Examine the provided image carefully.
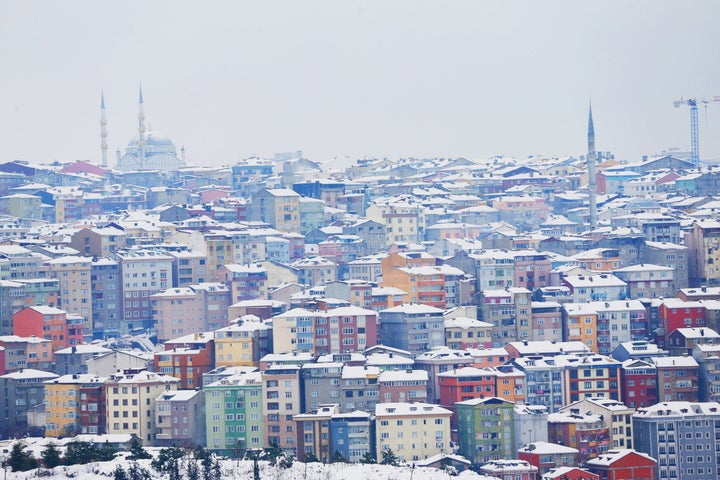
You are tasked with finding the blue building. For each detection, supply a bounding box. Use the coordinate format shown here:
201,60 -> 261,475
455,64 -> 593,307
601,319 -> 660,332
330,410 -> 374,463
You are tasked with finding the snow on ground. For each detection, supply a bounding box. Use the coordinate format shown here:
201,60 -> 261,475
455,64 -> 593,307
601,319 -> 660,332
4,455 -> 499,480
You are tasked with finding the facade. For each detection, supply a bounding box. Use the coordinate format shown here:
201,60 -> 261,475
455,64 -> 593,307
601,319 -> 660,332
214,321 -> 272,368
262,365 -> 302,455
456,396 -> 515,464
45,374 -> 106,437
378,304 -> 445,355
46,256 -> 93,339
154,389 -> 206,447
651,356 -> 699,402
0,368 -> 58,437
294,403 -> 338,462
116,249 -> 174,334
478,287 -> 533,347
91,258 -> 122,339
444,316 -> 493,349
330,410 -> 374,463
620,359 -> 658,409
250,188 -> 302,233
203,371 -> 264,455
518,441 -> 578,476
104,369 -> 180,443
633,401 -> 720,480
585,449 -> 657,480
374,402 -> 452,463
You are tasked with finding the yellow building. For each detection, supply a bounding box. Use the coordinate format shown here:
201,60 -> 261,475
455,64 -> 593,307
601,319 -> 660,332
44,373 -> 106,437
375,402 -> 452,463
215,321 -> 272,367
563,303 -> 598,353
205,233 -> 234,283
105,370 -> 179,444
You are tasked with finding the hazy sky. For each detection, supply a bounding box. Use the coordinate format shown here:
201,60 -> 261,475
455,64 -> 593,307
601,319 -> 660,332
2,1 -> 720,168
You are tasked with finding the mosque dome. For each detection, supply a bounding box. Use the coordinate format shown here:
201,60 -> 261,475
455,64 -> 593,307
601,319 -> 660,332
127,131 -> 175,148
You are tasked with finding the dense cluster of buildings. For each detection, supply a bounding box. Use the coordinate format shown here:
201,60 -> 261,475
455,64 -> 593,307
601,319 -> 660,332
3,97 -> 720,479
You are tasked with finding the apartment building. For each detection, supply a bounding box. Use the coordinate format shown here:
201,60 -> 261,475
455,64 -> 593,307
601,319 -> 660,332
262,364 -> 302,455
204,371 -> 264,455
478,287 -> 532,347
456,396 -> 515,464
374,402 -> 452,463
378,303 -> 445,354
104,369 -> 179,443
634,401 -> 720,480
154,390 -> 205,447
45,373 -> 106,437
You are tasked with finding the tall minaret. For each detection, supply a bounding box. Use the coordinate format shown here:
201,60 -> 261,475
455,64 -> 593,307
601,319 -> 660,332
588,102 -> 598,229
100,91 -> 108,167
137,84 -> 147,170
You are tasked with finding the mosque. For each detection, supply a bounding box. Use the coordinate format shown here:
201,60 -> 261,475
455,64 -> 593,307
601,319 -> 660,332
101,86 -> 187,172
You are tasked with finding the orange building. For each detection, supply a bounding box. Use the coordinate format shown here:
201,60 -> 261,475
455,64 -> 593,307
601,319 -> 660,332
380,251 -> 436,274
381,266 -> 447,309
563,303 -> 598,353
573,248 -> 622,272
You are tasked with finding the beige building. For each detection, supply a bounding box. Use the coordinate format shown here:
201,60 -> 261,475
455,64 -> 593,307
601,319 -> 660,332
70,226 -> 127,257
105,370 -> 179,443
151,282 -> 230,341
250,189 -> 301,233
559,396 -> 635,450
263,365 -> 302,455
687,219 -> 720,287
375,402 -> 452,463
366,199 -> 426,246
46,256 -> 93,338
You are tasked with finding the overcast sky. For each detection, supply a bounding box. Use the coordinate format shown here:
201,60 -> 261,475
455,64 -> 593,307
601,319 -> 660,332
1,1 -> 720,168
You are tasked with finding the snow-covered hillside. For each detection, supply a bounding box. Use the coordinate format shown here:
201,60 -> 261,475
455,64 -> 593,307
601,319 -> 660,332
5,455 -> 500,480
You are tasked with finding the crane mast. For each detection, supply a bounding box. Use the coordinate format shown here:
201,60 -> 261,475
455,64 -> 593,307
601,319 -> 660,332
674,96 -> 719,167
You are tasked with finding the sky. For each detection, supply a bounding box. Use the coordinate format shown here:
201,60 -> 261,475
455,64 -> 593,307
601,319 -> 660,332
1,1 -> 720,168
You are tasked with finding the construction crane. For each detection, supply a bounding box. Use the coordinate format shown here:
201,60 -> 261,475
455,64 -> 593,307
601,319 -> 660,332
673,96 -> 720,166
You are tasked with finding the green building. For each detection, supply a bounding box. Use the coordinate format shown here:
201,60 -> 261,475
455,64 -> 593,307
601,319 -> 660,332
204,371 -> 264,455
456,396 -> 515,464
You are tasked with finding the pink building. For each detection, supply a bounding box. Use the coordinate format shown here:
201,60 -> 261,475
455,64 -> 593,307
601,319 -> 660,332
316,306 -> 378,355
514,251 -> 552,290
378,369 -> 429,403
151,283 -> 230,341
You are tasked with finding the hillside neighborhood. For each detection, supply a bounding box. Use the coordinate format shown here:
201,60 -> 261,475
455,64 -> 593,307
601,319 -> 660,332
2,141 -> 720,480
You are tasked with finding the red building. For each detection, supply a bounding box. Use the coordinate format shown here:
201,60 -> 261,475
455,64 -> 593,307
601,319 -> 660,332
78,380 -> 106,435
542,467 -> 599,480
585,449 -> 657,480
658,299 -> 705,345
156,333 -> 215,389
437,366 -> 496,410
13,306 -> 72,353
620,359 -> 657,409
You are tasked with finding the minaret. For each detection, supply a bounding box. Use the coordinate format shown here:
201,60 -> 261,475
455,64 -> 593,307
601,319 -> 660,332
588,102 -> 598,229
138,84 -> 147,170
100,91 -> 108,167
